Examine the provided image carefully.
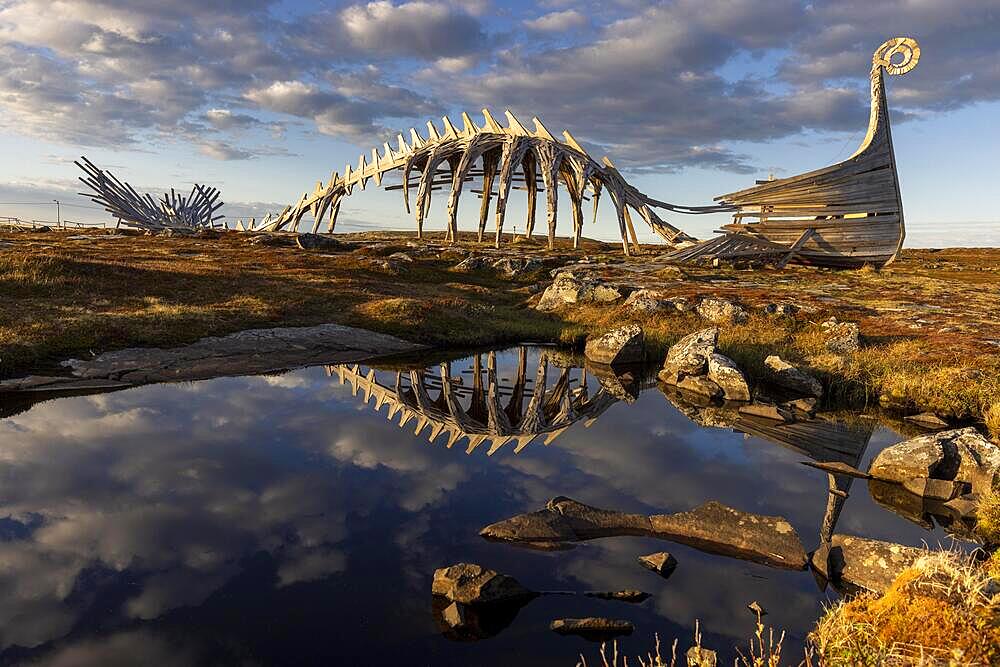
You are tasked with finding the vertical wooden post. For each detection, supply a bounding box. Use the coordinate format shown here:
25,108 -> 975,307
522,153 -> 537,239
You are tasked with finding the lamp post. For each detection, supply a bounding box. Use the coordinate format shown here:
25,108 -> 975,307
53,199 -> 61,229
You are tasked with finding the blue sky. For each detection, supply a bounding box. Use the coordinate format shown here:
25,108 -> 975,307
0,0 -> 998,245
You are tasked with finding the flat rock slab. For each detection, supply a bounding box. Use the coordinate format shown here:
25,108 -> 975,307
481,497 -> 807,570
550,618 -> 634,641
811,534 -> 923,594
19,323 -> 428,388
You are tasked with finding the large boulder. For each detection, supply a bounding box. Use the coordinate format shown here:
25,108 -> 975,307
869,427 -> 1000,496
649,501 -> 807,570
811,535 -> 923,593
821,317 -> 861,355
658,328 -> 719,384
707,353 -> 751,401
296,233 -> 342,250
431,563 -> 536,605
584,325 -> 644,365
696,297 -> 748,325
763,355 -> 823,398
492,257 -> 542,277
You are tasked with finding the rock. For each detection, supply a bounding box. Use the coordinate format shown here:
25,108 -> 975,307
431,563 -> 536,605
763,356 -> 823,398
453,256 -> 491,272
658,328 -> 718,384
811,534 -> 923,593
821,317 -> 861,355
550,618 -> 634,641
491,257 -> 542,277
686,646 -> 717,667
34,225 -> 52,232
738,403 -> 794,423
441,601 -> 466,628
295,233 -> 342,250
671,296 -> 693,312
707,353 -> 750,401
649,501 -> 807,570
904,413 -> 950,430
536,273 -> 597,311
677,375 -> 722,399
584,325 -> 644,366
622,289 -> 675,314
368,258 -> 407,274
869,427 -> 1000,495
943,495 -> 979,519
438,248 -> 468,261
480,496 -> 652,545
591,284 -> 624,303
764,303 -> 798,316
868,479 -> 935,530
782,397 -> 817,415
902,477 -> 968,501
247,234 -> 293,246
388,252 -> 414,263
696,297 -> 748,325
638,552 -> 677,578
584,590 -> 650,603
481,497 -> 806,569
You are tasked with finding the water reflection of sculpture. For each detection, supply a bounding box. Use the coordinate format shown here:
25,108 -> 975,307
327,347 -> 640,456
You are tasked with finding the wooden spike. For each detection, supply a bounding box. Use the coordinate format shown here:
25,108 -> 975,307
409,128 -> 424,148
397,133 -> 410,154
460,111 -> 478,135
481,108 -> 504,133
441,115 -> 459,138
504,109 -> 529,135
532,116 -> 555,141
426,119 -> 441,141
562,130 -> 588,155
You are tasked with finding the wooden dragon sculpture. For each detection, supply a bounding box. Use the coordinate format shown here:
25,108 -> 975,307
236,109 -> 732,255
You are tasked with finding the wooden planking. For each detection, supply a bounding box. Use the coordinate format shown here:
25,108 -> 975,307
694,36 -> 920,268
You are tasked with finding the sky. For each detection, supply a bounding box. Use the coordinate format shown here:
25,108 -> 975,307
0,0 -> 998,246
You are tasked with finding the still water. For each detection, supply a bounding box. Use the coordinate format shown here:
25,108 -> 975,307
0,347 -> 964,666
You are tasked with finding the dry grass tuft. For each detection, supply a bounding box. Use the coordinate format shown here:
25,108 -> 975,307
811,550 -> 1000,666
976,484 -> 1000,545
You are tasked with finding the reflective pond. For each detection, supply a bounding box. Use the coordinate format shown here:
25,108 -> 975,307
0,346 -> 968,666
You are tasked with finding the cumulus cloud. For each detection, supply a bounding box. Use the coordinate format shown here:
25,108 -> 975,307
524,9 -> 588,33
339,1 -> 487,59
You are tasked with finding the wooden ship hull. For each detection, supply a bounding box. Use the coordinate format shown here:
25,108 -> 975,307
673,37 -> 920,268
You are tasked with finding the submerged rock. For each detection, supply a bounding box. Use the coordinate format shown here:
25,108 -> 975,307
584,325 -> 644,365
869,427 -> 1000,496
480,496 -> 652,545
649,501 -> 807,570
763,355 -> 823,398
482,497 -> 806,569
904,413 -> 950,430
658,328 -> 719,384
707,353 -> 750,401
431,596 -> 529,641
737,403 -> 794,423
431,563 -> 536,605
638,552 -> 678,579
811,534 -> 923,593
696,297 -> 748,325
550,618 -> 634,641
584,590 -> 650,603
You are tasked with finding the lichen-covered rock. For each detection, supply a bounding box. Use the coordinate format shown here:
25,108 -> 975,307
453,256 -> 491,272
585,325 -> 644,365
658,328 -> 718,384
591,284 -> 624,303
821,317 -> 861,355
763,355 -> 823,398
431,563 -> 536,605
811,534 -> 923,593
536,273 -> 597,311
638,552 -> 677,578
649,501 -> 807,570
491,257 -> 542,277
869,427 -> 1000,495
696,297 -> 748,325
707,353 -> 750,401
677,375 -> 722,398
622,289 -> 674,314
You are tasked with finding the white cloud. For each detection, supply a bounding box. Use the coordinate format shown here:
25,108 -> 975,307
524,9 -> 588,33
